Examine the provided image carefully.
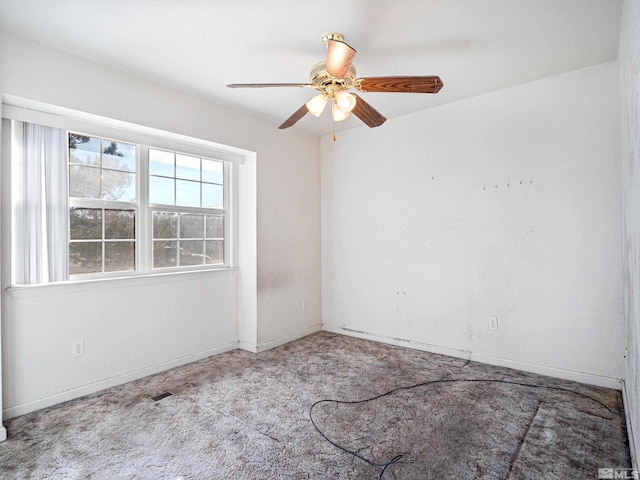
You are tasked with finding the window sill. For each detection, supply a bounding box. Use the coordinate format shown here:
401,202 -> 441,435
4,267 -> 237,299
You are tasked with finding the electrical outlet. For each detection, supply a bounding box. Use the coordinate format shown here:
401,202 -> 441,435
488,317 -> 499,331
72,340 -> 84,357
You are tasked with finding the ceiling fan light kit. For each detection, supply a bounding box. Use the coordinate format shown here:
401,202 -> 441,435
331,102 -> 350,122
227,32 -> 443,136
334,90 -> 357,114
306,93 -> 328,117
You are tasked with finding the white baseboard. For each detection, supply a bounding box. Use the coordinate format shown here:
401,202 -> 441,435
239,323 -> 323,354
0,426 -> 6,442
324,325 -> 623,390
2,341 -> 239,420
238,341 -> 258,353
622,380 -> 639,470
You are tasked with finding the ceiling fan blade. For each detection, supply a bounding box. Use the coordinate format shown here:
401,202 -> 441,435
355,76 -> 443,93
279,104 -> 309,129
326,39 -> 356,78
227,83 -> 312,88
351,94 -> 387,128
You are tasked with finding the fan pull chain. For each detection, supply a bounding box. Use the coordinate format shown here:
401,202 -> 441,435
333,121 -> 336,142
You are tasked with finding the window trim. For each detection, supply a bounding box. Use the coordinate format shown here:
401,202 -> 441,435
5,266 -> 238,299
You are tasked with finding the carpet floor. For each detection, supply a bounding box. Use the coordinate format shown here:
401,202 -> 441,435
0,332 -> 631,479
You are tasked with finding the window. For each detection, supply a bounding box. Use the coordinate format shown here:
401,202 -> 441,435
68,134 -> 137,275
9,120 -> 231,286
148,148 -> 227,269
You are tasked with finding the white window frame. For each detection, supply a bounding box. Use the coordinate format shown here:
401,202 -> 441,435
3,100 -> 242,287
67,133 -> 140,281
146,146 -> 231,272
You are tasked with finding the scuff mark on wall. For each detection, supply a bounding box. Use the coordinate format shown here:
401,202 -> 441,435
257,267 -> 293,293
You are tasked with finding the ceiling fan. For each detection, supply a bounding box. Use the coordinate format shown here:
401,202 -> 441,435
227,32 -> 443,134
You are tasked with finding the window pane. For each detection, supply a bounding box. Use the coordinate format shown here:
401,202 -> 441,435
202,183 -> 224,209
70,208 -> 102,240
176,153 -> 200,181
153,240 -> 177,268
205,240 -> 224,264
102,170 -> 136,202
153,212 -> 178,239
69,134 -> 100,152
205,215 -> 224,238
69,148 -> 100,166
105,210 -> 135,239
202,159 -> 223,184
69,165 -> 101,199
150,176 -> 175,205
105,241 -> 135,272
180,214 -> 204,238
149,149 -> 174,177
180,240 -> 204,266
176,179 -> 200,207
102,141 -> 135,172
69,242 -> 102,274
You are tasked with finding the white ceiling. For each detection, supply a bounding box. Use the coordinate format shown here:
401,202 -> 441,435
0,0 -> 622,136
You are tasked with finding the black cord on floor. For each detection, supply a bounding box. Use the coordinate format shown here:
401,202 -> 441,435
309,378 -> 615,479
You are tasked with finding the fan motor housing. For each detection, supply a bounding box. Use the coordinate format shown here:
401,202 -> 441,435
310,61 -> 356,92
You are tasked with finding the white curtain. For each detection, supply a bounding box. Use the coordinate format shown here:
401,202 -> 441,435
12,121 -> 68,285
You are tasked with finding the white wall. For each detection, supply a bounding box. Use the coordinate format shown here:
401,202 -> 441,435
0,30 -> 321,417
620,0 -> 640,467
322,61 -> 624,387
1,273 -> 238,416
255,134 -> 321,350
